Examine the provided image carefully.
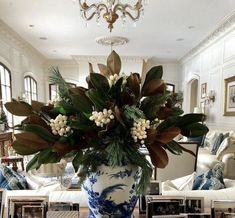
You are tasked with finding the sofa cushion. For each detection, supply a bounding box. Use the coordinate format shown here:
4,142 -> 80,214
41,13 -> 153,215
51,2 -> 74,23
0,165 -> 27,190
216,136 -> 235,161
192,162 -> 225,190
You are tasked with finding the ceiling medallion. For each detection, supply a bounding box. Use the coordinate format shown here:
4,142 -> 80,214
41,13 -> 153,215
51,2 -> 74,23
78,0 -> 145,32
95,36 -> 129,47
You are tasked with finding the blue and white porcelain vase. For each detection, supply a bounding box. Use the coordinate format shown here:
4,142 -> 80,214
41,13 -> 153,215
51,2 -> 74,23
82,163 -> 140,218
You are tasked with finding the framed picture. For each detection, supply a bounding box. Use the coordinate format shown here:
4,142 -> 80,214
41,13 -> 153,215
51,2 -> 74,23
7,196 -> 48,218
224,76 -> 235,116
211,200 -> 235,218
0,189 -> 5,218
166,83 -> 175,93
201,83 -> 207,99
47,211 -> 79,218
22,205 -> 44,217
185,197 -> 204,214
146,196 -> 185,218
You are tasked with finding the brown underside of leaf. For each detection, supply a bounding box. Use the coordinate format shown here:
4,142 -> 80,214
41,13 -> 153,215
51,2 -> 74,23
89,63 -> 94,74
22,114 -> 50,130
126,73 -> 141,99
31,101 -> 45,112
98,64 -> 110,77
147,144 -> 169,168
141,79 -> 164,96
52,141 -> 72,156
146,129 -> 157,144
157,107 -> 172,120
107,50 -> 121,75
156,127 -> 181,144
69,87 -> 87,95
5,100 -> 32,116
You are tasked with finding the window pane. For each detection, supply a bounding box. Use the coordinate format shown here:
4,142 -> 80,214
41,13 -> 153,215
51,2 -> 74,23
24,76 -> 38,103
5,69 -> 10,86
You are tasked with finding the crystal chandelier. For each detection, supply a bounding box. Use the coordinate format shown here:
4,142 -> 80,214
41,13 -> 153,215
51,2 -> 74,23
78,0 -> 145,32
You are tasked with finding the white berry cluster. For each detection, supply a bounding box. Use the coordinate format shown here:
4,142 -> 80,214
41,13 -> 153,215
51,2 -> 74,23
89,109 -> 114,127
108,74 -> 120,86
131,118 -> 150,144
50,114 -> 71,136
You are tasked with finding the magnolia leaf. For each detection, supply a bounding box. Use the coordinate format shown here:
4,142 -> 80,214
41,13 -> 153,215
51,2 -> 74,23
71,93 -> 93,113
170,107 -> 184,117
126,73 -> 141,99
69,86 -> 87,95
142,66 -> 163,91
22,114 -> 49,130
89,62 -> 94,74
147,144 -> 169,168
86,88 -> 107,110
114,106 -> 125,127
157,116 -> 181,132
146,129 -> 157,144
176,113 -> 206,128
72,151 -> 83,172
52,141 -> 72,156
23,124 -> 55,143
157,107 -> 173,120
5,100 -> 32,116
165,141 -> 183,155
90,73 -> 110,94
107,50 -> 121,75
26,154 -> 40,171
181,123 -> 209,137
141,79 -> 164,96
13,132 -> 50,155
156,127 -> 181,144
31,101 -> 45,112
98,64 -> 110,77
38,148 -> 60,164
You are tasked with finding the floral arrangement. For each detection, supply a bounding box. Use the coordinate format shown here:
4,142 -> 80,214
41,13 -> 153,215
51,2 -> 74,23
5,51 -> 208,193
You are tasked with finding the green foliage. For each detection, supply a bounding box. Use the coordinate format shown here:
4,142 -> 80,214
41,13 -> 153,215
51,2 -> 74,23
5,50 -> 209,195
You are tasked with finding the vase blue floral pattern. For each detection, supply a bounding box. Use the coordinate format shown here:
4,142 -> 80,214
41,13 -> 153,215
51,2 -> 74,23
83,164 -> 140,218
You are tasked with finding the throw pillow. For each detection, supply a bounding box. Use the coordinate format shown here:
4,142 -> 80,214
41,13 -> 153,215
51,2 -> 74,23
211,133 -> 224,155
216,136 -> 235,160
187,135 -> 206,147
192,162 -> 225,190
0,165 -> 27,190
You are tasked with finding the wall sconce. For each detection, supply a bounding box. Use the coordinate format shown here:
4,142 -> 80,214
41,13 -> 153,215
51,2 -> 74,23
208,90 -> 215,102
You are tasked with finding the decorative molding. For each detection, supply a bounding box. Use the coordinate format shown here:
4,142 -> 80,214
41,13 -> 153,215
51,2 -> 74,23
72,55 -> 150,63
0,19 -> 45,61
95,36 -> 129,47
44,59 -> 78,67
180,11 -> 235,63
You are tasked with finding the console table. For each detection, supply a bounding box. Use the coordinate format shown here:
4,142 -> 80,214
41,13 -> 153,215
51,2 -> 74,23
0,131 -> 13,157
1,156 -> 24,171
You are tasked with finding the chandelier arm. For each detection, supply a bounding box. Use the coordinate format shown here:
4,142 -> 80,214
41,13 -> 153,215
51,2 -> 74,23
114,5 -> 142,21
82,11 -> 97,20
97,3 -> 109,13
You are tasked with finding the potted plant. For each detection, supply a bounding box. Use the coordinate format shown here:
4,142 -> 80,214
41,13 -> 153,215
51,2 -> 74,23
5,51 -> 208,217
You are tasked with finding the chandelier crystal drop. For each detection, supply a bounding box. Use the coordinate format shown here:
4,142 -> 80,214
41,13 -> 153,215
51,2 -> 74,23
78,0 -> 145,32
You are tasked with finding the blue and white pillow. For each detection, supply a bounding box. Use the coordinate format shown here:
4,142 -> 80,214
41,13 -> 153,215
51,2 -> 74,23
0,165 -> 27,190
192,162 -> 225,190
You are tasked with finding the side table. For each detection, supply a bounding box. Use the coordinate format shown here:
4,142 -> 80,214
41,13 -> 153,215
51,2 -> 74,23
1,156 -> 24,172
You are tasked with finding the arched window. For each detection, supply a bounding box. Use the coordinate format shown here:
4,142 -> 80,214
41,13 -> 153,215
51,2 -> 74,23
0,63 -> 12,126
49,82 -> 76,100
24,76 -> 38,104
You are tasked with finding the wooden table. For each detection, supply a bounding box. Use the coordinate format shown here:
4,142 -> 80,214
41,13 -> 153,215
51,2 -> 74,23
1,156 -> 24,171
0,131 -> 13,157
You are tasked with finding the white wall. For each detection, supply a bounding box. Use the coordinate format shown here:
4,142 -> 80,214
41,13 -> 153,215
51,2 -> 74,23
0,21 -> 46,125
181,27 -> 235,129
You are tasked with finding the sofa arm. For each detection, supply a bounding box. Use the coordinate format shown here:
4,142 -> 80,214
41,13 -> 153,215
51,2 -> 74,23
222,153 -> 235,179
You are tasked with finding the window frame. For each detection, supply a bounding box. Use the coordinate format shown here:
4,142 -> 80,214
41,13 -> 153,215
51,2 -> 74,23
24,75 -> 38,104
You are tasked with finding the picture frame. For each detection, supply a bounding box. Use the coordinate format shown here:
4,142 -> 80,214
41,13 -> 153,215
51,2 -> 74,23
185,197 -> 204,214
201,83 -> 207,99
211,200 -> 235,218
146,196 -> 185,218
22,205 -> 44,217
224,76 -> 235,116
7,195 -> 48,218
166,83 -> 175,93
0,189 -> 5,218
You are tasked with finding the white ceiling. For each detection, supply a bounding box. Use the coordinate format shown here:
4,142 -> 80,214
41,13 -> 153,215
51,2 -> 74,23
0,0 -> 235,60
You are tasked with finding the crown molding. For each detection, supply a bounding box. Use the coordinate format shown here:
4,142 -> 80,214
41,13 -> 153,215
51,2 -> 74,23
44,59 -> 78,67
180,11 -> 235,64
0,19 -> 45,61
72,55 -> 151,63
